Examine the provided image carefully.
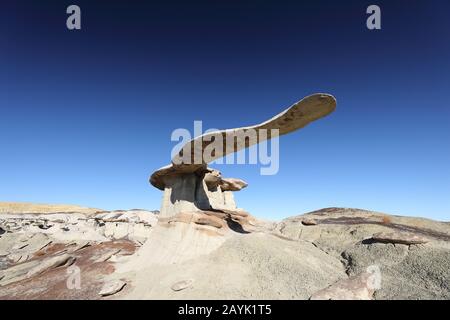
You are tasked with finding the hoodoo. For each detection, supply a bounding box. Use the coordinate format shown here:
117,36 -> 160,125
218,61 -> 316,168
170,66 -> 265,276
150,93 -> 336,221
136,93 -> 336,265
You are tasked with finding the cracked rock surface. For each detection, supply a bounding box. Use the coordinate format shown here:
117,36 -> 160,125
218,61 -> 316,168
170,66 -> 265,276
276,207 -> 450,300
1,206 -> 449,299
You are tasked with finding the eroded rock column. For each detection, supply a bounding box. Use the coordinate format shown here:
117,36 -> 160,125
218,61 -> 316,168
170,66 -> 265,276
159,169 -> 247,218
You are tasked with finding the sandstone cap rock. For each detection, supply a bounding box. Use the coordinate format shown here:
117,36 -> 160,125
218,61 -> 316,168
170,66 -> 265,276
149,93 -> 336,190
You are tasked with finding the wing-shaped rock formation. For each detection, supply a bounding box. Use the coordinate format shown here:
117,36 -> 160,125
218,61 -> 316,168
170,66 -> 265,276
150,93 -> 336,220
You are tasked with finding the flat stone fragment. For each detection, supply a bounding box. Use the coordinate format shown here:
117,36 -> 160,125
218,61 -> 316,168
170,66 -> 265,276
0,259 -> 41,286
7,253 -> 26,264
310,272 -> 376,300
219,178 -> 248,191
26,254 -> 73,278
301,218 -> 317,226
171,279 -> 194,291
99,280 -> 127,296
371,231 -> 429,245
94,249 -> 122,263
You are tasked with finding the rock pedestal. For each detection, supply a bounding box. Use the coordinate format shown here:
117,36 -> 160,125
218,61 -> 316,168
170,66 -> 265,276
158,168 -> 247,218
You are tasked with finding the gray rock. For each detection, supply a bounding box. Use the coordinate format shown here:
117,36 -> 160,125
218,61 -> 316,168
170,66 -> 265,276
310,271 -> 376,300
26,254 -> 74,278
0,259 -> 41,286
1,205 -> 449,300
171,279 -> 194,291
99,280 -> 127,296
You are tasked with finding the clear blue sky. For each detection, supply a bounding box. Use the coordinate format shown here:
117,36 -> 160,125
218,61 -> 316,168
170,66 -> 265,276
1,1 -> 449,221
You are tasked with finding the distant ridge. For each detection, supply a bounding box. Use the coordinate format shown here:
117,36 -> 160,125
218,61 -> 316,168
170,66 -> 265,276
0,201 -> 103,215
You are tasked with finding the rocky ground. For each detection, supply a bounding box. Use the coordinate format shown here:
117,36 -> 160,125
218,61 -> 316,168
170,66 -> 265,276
0,205 -> 449,300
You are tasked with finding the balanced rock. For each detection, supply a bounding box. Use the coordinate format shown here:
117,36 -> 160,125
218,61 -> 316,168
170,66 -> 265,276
150,93 -> 336,219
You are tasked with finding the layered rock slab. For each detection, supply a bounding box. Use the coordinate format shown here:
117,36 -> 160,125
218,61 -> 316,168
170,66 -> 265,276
275,207 -> 450,300
371,231 -> 429,245
150,93 -> 337,219
118,209 -> 255,267
158,169 -> 247,218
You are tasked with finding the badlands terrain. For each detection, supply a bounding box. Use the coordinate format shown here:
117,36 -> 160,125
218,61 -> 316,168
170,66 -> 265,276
0,202 -> 449,300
